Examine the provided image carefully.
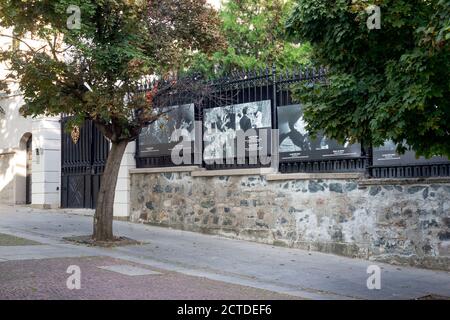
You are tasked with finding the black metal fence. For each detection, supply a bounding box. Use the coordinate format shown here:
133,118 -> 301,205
201,68 -> 276,170
134,67 -> 449,178
61,118 -> 109,208
371,163 -> 450,178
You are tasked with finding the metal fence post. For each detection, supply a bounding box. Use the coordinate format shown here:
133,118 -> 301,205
271,64 -> 279,173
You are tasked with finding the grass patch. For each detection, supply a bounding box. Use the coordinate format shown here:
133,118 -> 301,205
0,233 -> 41,246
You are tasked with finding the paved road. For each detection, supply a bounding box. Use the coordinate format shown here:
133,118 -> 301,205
0,205 -> 449,300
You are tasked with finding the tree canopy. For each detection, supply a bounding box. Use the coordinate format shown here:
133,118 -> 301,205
0,0 -> 223,141
190,0 -> 312,76
286,0 -> 450,157
0,0 -> 224,241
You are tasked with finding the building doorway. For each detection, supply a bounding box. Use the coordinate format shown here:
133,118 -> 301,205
25,135 -> 32,204
16,132 -> 32,205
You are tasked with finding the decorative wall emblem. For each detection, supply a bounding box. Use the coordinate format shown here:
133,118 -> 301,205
71,125 -> 80,144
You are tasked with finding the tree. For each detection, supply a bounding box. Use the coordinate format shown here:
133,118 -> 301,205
0,62 -> 10,117
0,80 -> 8,95
0,0 -> 224,241
286,0 -> 450,157
0,73 -> 5,114
190,0 -> 312,76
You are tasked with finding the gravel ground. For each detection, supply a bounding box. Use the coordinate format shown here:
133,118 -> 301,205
0,256 -> 300,300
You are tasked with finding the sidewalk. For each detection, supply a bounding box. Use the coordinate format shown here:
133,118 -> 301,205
0,205 -> 449,300
0,256 -> 296,300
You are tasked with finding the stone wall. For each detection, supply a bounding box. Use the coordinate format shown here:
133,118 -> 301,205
130,168 -> 450,271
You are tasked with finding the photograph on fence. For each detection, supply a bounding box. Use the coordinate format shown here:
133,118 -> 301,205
277,104 -> 361,161
373,140 -> 449,166
138,103 -> 195,157
203,100 -> 272,162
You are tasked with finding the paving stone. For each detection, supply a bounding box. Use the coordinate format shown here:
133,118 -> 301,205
97,264 -> 162,276
0,256 -> 297,300
1,206 -> 450,299
0,245 -> 90,261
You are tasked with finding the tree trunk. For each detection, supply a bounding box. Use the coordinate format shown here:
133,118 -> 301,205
93,140 -> 128,242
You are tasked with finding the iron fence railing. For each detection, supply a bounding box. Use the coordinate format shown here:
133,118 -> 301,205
132,67 -> 449,178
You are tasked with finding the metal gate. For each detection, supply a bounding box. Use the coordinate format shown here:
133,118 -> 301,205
61,118 -> 109,209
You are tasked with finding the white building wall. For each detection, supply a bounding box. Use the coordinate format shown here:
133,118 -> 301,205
0,94 -> 32,150
31,117 -> 61,209
1,27 -> 64,209
0,93 -> 62,208
1,28 -> 32,205
1,92 -> 136,215
114,141 -> 136,218
0,92 -> 62,209
0,93 -> 33,205
1,26 -> 139,215
0,151 -> 16,204
0,28 -> 34,153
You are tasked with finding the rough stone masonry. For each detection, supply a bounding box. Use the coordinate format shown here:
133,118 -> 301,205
130,170 -> 450,271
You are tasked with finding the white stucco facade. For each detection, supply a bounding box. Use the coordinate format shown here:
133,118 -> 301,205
0,92 -> 33,205
0,92 -> 63,208
30,117 -> 62,208
0,29 -> 135,214
0,93 -> 136,214
1,28 -> 33,205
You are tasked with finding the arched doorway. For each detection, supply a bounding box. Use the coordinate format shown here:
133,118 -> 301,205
25,135 -> 32,204
17,133 -> 32,205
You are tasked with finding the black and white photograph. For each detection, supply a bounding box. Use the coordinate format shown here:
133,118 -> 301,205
235,100 -> 271,131
203,105 -> 236,161
139,103 -> 195,156
373,140 -> 449,166
204,100 -> 272,161
235,100 -> 272,156
277,104 -> 361,161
